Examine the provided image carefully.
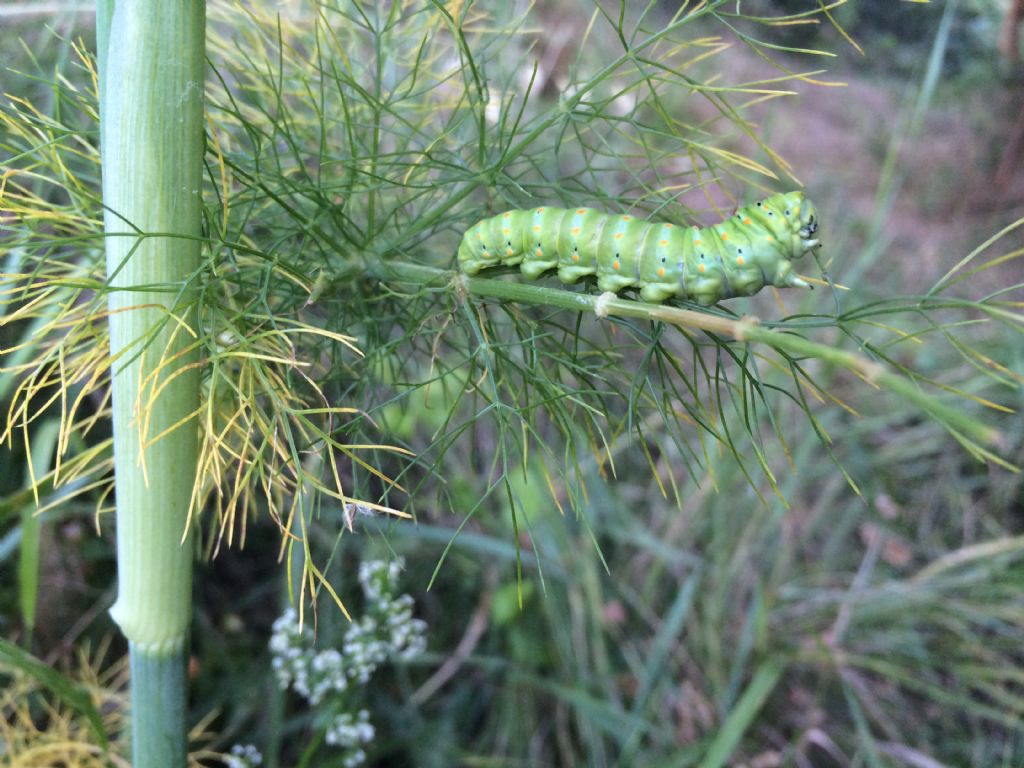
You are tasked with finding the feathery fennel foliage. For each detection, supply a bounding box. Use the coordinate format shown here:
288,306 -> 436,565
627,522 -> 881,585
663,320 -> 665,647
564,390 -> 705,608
2,0 -> 1024,766
0,37 -> 408,618
203,0 -> 1017,530
1,0 -> 1019,585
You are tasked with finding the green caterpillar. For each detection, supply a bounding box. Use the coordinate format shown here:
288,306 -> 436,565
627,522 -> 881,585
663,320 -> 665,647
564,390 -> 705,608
457,191 -> 821,305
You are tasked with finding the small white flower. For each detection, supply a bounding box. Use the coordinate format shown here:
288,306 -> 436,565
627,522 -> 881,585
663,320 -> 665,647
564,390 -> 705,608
225,743 -> 263,768
266,558 -> 427,763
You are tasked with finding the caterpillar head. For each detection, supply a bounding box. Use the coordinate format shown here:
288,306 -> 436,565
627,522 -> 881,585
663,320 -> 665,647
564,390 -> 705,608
756,191 -> 821,290
795,193 -> 820,256
760,191 -> 821,261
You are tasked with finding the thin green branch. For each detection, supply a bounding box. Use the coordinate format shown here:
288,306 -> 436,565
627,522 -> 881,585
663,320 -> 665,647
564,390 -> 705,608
374,260 -> 1006,452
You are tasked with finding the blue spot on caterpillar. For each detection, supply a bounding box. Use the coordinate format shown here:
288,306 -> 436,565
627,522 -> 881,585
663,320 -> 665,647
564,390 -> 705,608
457,191 -> 822,305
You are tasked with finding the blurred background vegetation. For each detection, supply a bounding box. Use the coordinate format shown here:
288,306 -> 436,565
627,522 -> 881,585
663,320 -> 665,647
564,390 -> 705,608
2,1 -> 1023,766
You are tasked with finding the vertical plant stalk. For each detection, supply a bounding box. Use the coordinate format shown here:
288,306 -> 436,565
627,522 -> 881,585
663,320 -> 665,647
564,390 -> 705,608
98,2 -> 205,765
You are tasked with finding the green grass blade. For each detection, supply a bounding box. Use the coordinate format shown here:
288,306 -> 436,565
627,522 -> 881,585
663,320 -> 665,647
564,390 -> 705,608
18,417 -> 60,645
697,659 -> 786,768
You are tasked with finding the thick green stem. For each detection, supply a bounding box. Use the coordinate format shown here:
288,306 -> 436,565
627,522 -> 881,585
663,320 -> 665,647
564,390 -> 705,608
98,1 -> 205,764
129,644 -> 189,767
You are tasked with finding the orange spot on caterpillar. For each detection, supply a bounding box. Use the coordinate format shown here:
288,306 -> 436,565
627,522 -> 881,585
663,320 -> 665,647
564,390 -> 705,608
506,248 -> 514,256
613,260 -> 621,270
614,232 -> 623,239
766,235 -> 774,242
720,232 -> 728,240
743,217 -> 751,225
657,267 -> 666,277
663,223 -> 673,228
537,207 -> 545,212
572,227 -> 581,235
699,264 -> 706,273
535,248 -> 542,257
622,215 -> 632,221
659,239 -> 668,246
503,212 -> 511,218
694,239 -> 702,246
572,253 -> 580,263
736,256 -> 745,266
533,225 -> 541,232
502,228 -> 510,235
483,251 -> 490,258
576,208 -> 586,214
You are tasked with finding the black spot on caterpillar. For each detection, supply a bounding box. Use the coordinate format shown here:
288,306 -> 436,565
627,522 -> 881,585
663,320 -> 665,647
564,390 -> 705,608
457,191 -> 822,305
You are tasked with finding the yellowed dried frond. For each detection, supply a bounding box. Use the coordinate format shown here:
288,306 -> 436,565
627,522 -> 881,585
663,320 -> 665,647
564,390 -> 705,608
0,270 -> 113,511
798,274 -> 849,291
3,270 -> 405,575
186,317 -> 410,560
0,639 -> 237,768
2,27 -> 417,634
0,644 -> 129,768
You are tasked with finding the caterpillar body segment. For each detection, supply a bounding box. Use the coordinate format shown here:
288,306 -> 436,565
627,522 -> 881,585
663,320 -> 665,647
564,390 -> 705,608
457,191 -> 821,305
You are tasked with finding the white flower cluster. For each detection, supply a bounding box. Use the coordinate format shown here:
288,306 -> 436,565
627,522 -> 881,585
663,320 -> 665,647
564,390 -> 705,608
224,743 -> 263,768
385,593 -> 428,661
325,708 -> 375,768
358,559 -> 428,661
306,647 -> 349,704
357,558 -> 400,603
267,557 -> 428,767
342,617 -> 390,684
268,609 -> 334,699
